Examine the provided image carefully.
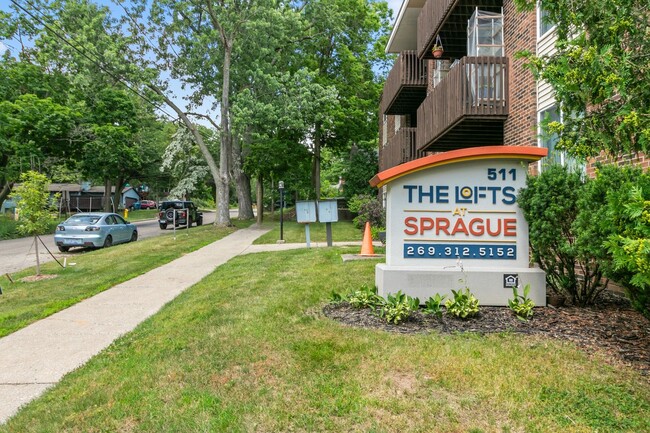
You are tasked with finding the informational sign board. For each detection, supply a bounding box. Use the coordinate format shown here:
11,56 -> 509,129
388,159 -> 527,268
369,146 -> 548,306
317,200 -> 339,223
296,201 -> 317,223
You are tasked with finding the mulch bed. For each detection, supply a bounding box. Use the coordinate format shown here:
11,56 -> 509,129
323,292 -> 650,377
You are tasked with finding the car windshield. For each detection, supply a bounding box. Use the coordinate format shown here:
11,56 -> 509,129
163,202 -> 184,209
65,215 -> 101,225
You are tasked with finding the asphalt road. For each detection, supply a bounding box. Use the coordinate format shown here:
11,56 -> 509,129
0,211 -> 217,276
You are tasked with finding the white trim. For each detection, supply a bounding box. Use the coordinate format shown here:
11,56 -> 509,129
386,0 -> 410,53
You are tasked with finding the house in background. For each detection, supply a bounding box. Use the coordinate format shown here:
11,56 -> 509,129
54,183 -> 141,213
1,183 -> 141,216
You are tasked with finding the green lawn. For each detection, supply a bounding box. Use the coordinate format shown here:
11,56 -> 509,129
0,222 -> 247,338
123,208 -> 159,221
2,247 -> 648,432
254,220 -> 363,244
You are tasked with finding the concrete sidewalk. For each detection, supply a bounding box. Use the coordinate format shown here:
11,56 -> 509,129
0,226 -> 274,424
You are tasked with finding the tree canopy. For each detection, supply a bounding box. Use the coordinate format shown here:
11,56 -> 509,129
515,0 -> 650,158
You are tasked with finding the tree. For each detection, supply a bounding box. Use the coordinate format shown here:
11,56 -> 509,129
0,57 -> 77,206
0,94 -> 76,206
160,125 -> 214,200
514,0 -> 650,158
11,171 -> 58,276
300,0 -> 392,198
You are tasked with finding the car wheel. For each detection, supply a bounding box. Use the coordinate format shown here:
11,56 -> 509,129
159,223 -> 167,230
188,217 -> 192,227
130,231 -> 138,242
197,217 -> 203,226
103,235 -> 113,248
58,246 -> 70,253
166,209 -> 175,220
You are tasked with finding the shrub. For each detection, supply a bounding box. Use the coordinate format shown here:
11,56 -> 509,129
518,164 -> 606,306
508,284 -> 535,320
445,288 -> 479,319
348,194 -> 385,232
423,294 -> 446,318
378,291 -> 419,324
604,184 -> 650,319
347,285 -> 384,310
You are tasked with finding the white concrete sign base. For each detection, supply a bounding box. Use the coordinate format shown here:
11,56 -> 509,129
376,263 -> 546,306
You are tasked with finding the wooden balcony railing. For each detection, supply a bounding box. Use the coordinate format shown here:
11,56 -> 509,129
380,127 -> 418,171
416,56 -> 509,151
380,51 -> 428,115
417,0 -> 454,58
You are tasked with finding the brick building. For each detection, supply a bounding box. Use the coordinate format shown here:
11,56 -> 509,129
379,0 -> 557,173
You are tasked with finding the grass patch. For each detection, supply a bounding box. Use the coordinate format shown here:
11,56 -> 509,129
123,209 -> 159,221
2,247 -> 648,432
0,214 -> 60,240
254,220 -> 362,244
0,222 -> 248,338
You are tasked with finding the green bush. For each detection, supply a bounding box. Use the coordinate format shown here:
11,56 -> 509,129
348,194 -> 385,233
604,184 -> 650,319
508,284 -> 535,320
378,291 -> 419,324
445,288 -> 479,319
346,285 -> 384,310
518,165 -> 606,306
423,294 -> 446,318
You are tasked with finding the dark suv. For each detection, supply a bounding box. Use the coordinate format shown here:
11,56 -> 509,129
158,201 -> 203,229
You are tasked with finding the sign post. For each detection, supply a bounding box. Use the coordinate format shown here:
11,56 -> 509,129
370,146 -> 548,306
317,200 -> 339,247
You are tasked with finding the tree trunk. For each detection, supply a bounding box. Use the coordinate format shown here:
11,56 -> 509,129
113,177 -> 125,214
0,181 -> 15,208
103,178 -> 112,212
146,85 -> 227,225
256,173 -> 264,225
216,42 -> 233,226
232,133 -> 254,220
34,235 -> 41,276
312,122 -> 322,199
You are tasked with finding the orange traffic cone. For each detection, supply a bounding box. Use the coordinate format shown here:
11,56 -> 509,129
360,221 -> 375,256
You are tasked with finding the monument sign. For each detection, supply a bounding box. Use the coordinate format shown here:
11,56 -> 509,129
370,146 -> 548,306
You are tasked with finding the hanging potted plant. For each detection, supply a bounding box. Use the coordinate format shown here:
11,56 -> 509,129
431,35 -> 444,58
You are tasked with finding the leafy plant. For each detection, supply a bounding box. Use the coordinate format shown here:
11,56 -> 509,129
11,171 -> 60,275
423,294 -> 446,318
329,291 -> 346,304
518,164 -> 607,306
445,288 -> 479,319
508,284 -> 535,320
378,291 -> 419,325
604,185 -> 650,319
348,194 -> 385,231
347,285 -> 384,310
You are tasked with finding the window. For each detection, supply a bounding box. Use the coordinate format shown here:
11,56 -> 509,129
538,4 -> 555,38
538,105 -> 582,171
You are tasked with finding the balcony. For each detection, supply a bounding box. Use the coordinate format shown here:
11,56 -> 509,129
417,0 -> 502,59
380,51 -> 428,117
416,56 -> 509,151
380,127 -> 418,171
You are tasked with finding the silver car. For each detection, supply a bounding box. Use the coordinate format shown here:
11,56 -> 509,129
54,213 -> 138,252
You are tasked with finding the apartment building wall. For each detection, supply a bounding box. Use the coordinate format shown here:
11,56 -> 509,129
503,1 -> 537,147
